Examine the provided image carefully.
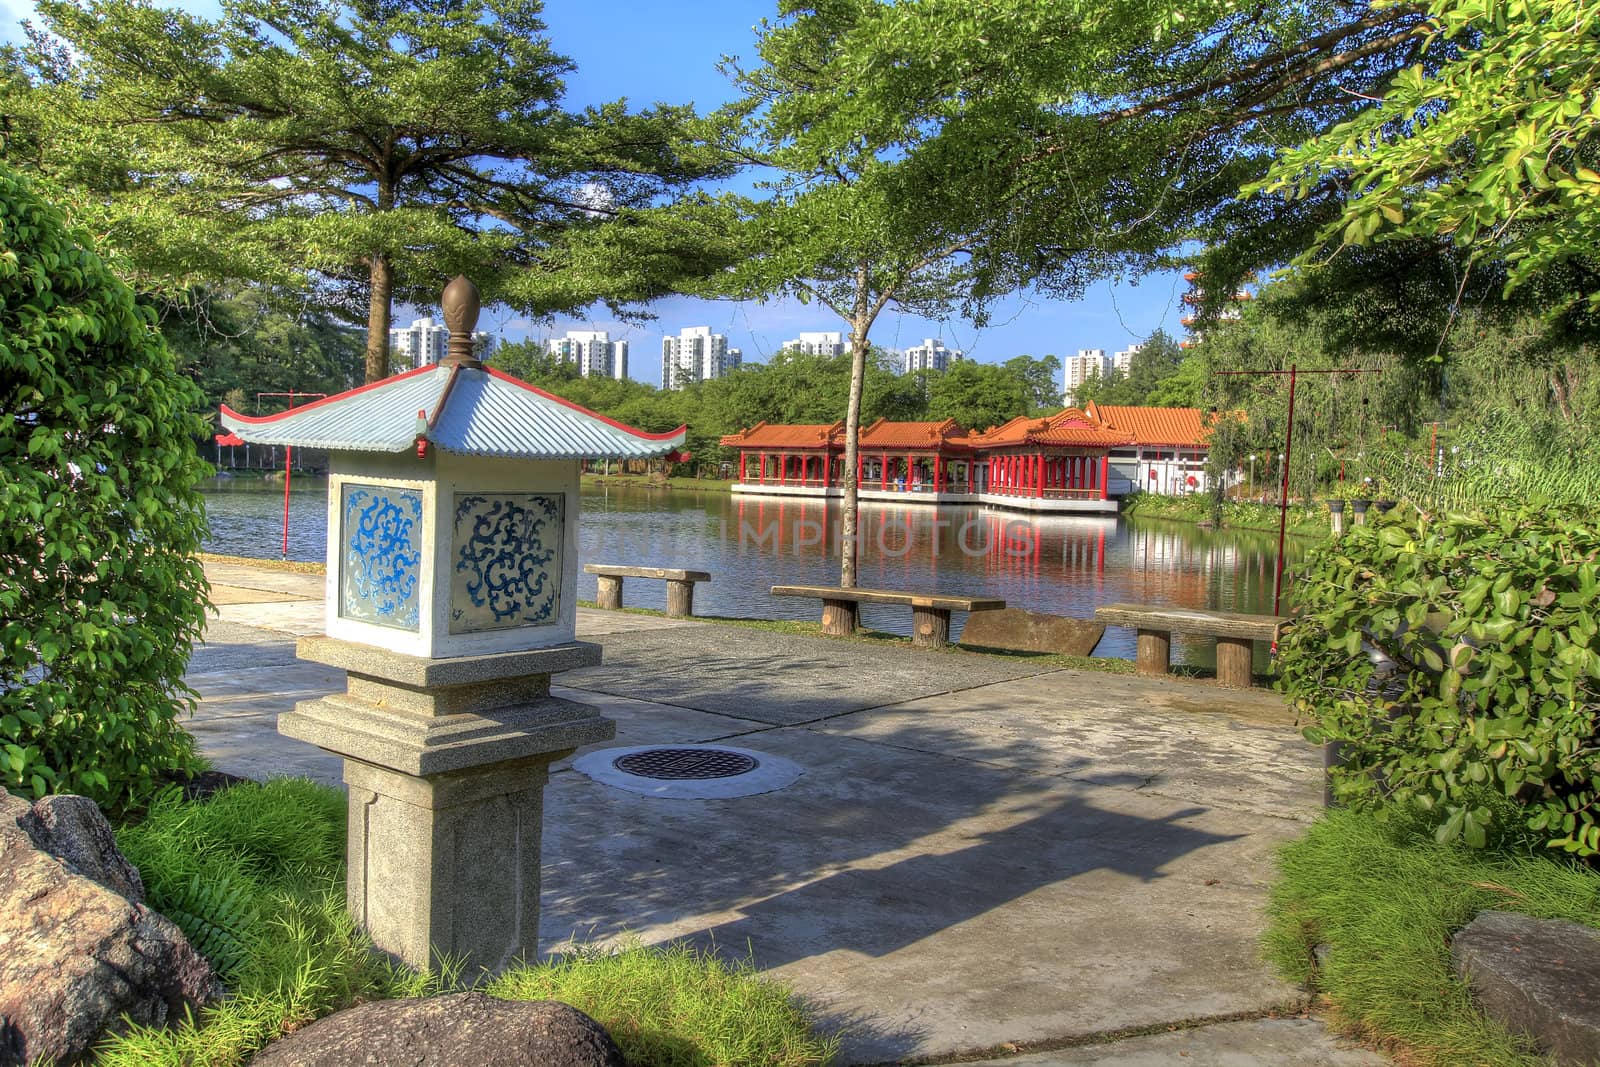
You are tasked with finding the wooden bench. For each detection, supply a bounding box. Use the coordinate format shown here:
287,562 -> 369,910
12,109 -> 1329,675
1093,603 -> 1285,688
584,564 -> 711,619
770,585 -> 1004,649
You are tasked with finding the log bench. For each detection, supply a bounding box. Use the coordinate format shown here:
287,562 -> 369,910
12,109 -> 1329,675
584,564 -> 711,619
1092,602 -> 1286,688
770,585 -> 1004,649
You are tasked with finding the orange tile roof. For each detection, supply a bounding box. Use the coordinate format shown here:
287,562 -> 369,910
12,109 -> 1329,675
965,410 -> 1133,449
719,420 -> 844,449
857,418 -> 969,449
1086,404 -> 1210,447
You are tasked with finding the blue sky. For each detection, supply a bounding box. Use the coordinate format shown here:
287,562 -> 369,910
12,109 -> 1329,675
6,0 -> 1190,385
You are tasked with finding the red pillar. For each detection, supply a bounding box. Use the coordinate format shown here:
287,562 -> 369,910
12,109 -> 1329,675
1101,454 -> 1110,500
1035,454 -> 1044,498
759,452 -> 767,483
934,454 -> 943,492
779,453 -> 788,485
856,450 -> 863,487
740,451 -> 747,482
824,452 -> 833,488
880,454 -> 889,491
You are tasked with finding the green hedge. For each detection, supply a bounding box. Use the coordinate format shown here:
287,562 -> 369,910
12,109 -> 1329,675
0,163 -> 211,811
1279,506 -> 1600,856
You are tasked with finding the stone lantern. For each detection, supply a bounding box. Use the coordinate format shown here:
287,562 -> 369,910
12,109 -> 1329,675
219,278 -> 685,973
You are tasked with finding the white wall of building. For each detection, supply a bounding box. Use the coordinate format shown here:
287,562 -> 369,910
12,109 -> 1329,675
902,338 -> 962,375
390,317 -> 496,370
781,331 -> 845,356
548,330 -> 628,380
1062,348 -> 1108,403
661,326 -> 742,389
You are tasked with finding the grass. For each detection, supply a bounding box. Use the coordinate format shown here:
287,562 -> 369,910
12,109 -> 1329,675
100,780 -> 837,1066
1123,493 -> 1331,539
1264,805 -> 1600,1067
582,473 -> 736,493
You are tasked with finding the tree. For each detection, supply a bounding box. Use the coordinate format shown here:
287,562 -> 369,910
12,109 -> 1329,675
0,164 -> 210,811
11,0 -> 734,381
1254,0 -> 1600,313
720,0 -> 1438,330
716,0 -> 1021,586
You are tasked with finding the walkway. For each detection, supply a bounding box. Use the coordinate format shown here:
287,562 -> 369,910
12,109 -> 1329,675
189,560 -> 1386,1066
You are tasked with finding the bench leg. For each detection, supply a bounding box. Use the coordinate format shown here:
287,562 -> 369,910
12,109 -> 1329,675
912,607 -> 951,649
665,579 -> 695,619
1215,636 -> 1254,689
1135,629 -> 1171,677
596,575 -> 623,611
821,599 -> 858,636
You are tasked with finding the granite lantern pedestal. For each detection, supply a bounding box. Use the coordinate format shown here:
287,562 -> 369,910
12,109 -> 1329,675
220,277 -> 687,973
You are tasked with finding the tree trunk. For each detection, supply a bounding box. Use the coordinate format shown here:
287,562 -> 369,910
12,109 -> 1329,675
839,310 -> 869,589
365,252 -> 394,384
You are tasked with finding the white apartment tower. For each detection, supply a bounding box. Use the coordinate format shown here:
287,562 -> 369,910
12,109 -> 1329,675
390,317 -> 496,370
547,330 -> 629,380
902,338 -> 963,374
1111,342 -> 1142,377
1062,348 -> 1109,404
661,327 -> 742,390
781,331 -> 846,356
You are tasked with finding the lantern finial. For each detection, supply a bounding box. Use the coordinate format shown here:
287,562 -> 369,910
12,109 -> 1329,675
440,276 -> 482,368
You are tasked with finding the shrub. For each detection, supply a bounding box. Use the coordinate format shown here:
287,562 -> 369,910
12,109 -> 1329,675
0,163 -> 210,812
1279,505 -> 1600,856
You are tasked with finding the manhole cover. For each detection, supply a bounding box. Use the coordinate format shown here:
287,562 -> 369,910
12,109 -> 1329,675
573,744 -> 803,799
613,747 -> 759,780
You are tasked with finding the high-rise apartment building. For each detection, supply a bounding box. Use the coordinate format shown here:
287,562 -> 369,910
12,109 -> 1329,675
547,330 -> 629,380
660,327 -> 742,390
389,317 -> 496,370
902,338 -> 963,375
1111,343 -> 1141,378
781,331 -> 846,356
1062,348 -> 1109,404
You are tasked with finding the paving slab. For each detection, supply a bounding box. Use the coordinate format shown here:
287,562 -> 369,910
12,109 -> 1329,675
960,1017 -> 1386,1065
541,719 -> 1310,1064
564,626 -> 1060,725
810,670 -> 1320,820
180,560 -> 1378,1066
202,560 -> 326,598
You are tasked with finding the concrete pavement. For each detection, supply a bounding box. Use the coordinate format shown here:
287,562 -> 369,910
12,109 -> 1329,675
187,559 -> 1387,1066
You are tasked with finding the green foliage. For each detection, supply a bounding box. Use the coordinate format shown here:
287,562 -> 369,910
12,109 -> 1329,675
1122,493 -> 1330,539
1256,0 -> 1600,312
0,163 -> 210,812
1265,806 -> 1600,1067
488,941 -> 838,1067
11,0 -> 736,379
1279,507 -> 1600,856
160,287 -> 365,411
104,779 -> 439,1065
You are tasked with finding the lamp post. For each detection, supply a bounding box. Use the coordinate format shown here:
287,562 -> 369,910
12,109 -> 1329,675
1248,454 -> 1256,499
1214,365 -> 1383,618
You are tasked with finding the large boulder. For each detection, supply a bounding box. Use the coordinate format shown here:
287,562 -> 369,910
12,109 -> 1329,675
1452,910 -> 1600,1066
249,992 -> 625,1067
0,788 -> 220,1067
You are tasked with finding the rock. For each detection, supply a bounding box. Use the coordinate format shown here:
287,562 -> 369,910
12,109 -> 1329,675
958,606 -> 1105,657
249,992 -> 625,1067
19,793 -> 145,901
0,789 -> 220,1067
1451,910 -> 1600,1066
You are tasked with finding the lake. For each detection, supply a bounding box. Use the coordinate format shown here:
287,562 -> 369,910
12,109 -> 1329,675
198,475 -> 1306,668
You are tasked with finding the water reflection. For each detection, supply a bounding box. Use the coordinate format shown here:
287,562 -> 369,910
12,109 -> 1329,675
200,477 -> 1305,668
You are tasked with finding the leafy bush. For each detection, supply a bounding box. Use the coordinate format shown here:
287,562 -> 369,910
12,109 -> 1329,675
0,163 -> 210,811
1279,506 -> 1600,855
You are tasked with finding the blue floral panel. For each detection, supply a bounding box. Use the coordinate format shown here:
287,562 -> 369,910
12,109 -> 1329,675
339,483 -> 424,631
450,492 -> 564,634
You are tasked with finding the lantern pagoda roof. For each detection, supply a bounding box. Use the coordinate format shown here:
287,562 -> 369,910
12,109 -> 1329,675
220,363 -> 686,460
